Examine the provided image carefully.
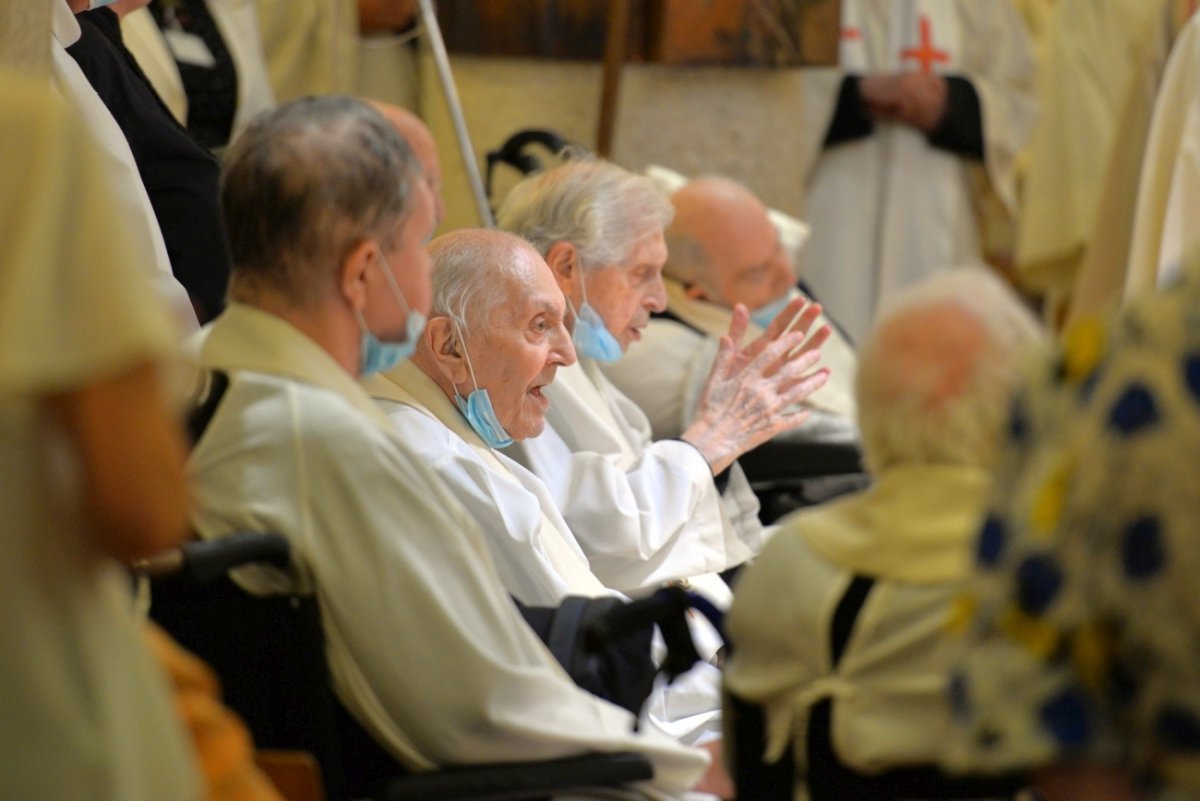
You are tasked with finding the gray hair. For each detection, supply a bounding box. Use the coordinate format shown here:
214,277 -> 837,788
496,157 -> 673,270
427,229 -> 533,335
221,95 -> 419,305
856,266 -> 1045,474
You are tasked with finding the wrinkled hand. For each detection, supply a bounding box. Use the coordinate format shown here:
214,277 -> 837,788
683,297 -> 831,475
860,71 -> 948,132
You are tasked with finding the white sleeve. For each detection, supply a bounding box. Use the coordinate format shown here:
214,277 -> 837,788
510,422 -> 752,595
963,1 -> 1038,214
599,321 -> 712,440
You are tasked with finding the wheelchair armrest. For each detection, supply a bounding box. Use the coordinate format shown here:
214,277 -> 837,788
737,439 -> 863,484
382,752 -> 654,801
135,532 -> 291,584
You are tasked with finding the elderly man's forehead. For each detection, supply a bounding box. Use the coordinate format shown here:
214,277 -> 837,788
490,252 -> 563,316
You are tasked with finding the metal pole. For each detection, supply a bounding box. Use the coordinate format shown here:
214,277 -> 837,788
416,0 -> 494,227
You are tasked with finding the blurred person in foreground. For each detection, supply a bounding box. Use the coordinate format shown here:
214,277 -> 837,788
723,267 -> 1043,801
949,255 -> 1200,800
0,51 -> 278,801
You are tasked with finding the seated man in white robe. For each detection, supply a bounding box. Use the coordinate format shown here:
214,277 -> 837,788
496,158 -> 832,598
187,95 -> 711,798
723,267 -> 1043,800
364,228 -> 729,750
601,176 -> 865,515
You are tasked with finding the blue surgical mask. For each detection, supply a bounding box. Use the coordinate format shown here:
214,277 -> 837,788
87,0 -> 118,8
749,287 -> 800,330
357,254 -> 427,376
451,324 -> 514,449
570,274 -> 623,363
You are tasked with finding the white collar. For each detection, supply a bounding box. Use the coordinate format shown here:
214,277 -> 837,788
51,0 -> 82,48
200,303 -> 395,429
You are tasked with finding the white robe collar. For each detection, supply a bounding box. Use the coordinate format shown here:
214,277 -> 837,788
366,359 -> 498,459
367,360 -> 609,598
794,463 -> 990,583
199,303 -> 394,428
51,1 -> 81,48
546,359 -> 643,468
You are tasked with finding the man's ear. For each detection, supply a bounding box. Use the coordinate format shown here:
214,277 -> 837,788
339,239 -> 377,312
544,241 -> 579,285
423,316 -> 470,385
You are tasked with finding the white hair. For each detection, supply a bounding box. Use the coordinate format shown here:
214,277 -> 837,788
856,266 -> 1045,474
496,157 -> 673,271
427,229 -> 532,335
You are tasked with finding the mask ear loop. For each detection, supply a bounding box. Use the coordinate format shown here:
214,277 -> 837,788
450,318 -> 482,395
377,252 -> 417,339
577,265 -> 592,309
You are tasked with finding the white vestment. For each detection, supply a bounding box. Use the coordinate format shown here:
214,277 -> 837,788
724,465 -> 990,781
1124,13 -> 1200,298
506,358 -> 761,597
365,360 -> 725,746
1069,0 -> 1195,321
49,3 -> 198,335
188,304 -> 707,797
121,0 -> 275,143
1014,0 -> 1167,303
0,78 -> 200,801
801,0 -> 1036,342
252,0 -> 358,101
366,360 -> 611,608
601,277 -> 858,443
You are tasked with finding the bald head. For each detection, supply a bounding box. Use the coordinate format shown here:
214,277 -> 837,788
856,267 -> 1043,474
368,100 -> 444,227
666,176 -> 793,311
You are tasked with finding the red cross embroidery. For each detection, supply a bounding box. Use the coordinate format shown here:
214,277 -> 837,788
900,15 -> 950,75
842,26 -> 862,40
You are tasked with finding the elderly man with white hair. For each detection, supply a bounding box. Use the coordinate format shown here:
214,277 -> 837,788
497,158 -> 831,600
364,228 -> 732,761
722,266 -> 1043,801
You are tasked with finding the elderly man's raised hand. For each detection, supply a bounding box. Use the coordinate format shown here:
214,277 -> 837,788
682,297 -> 832,475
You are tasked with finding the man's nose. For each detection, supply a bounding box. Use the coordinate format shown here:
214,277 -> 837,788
552,323 -> 577,366
646,274 -> 667,313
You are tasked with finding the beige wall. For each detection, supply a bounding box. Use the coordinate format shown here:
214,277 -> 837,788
412,51 -> 810,235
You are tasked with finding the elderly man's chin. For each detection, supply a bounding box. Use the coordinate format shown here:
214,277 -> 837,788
506,392 -> 551,442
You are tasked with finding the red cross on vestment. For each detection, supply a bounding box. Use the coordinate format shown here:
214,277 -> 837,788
900,14 -> 950,75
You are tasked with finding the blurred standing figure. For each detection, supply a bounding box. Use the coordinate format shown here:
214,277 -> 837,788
253,0 -> 357,101
800,0 -> 1036,343
0,65 -> 198,801
951,256 -> 1200,800
121,0 -> 274,150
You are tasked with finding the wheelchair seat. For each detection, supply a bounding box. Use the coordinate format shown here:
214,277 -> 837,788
144,534 -> 655,801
